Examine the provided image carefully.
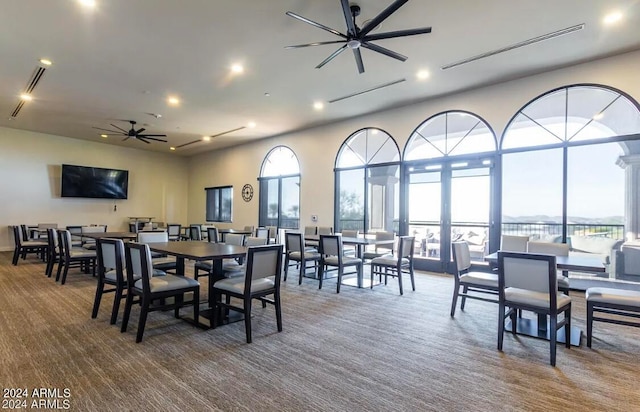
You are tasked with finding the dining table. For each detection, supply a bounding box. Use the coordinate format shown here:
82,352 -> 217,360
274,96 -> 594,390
146,241 -> 247,328
80,231 -> 138,240
304,234 -> 396,288
484,251 -> 605,346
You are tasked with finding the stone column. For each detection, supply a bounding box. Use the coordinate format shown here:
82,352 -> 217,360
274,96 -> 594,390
616,155 -> 640,241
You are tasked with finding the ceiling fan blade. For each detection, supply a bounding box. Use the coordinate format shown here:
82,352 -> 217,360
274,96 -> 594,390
136,128 -> 146,134
359,0 -> 409,37
139,136 -> 168,143
137,138 -> 152,144
361,42 -> 408,62
364,27 -> 432,42
285,11 -> 347,39
353,48 -> 365,74
110,123 -> 129,133
92,127 -> 122,133
122,137 -> 130,142
285,40 -> 346,49
340,0 -> 357,36
138,134 -> 166,137
316,44 -> 349,69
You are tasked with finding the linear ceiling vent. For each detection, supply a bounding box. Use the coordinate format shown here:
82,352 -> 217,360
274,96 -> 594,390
10,65 -> 47,118
441,23 -> 585,70
329,78 -> 406,104
175,126 -> 246,149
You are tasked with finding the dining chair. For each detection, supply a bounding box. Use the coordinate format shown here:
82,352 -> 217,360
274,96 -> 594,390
266,226 -> 278,244
207,227 -> 219,243
526,241 -> 571,293
167,224 -> 182,241
121,242 -> 200,343
244,225 -> 255,234
362,231 -> 395,261
189,224 -> 203,241
212,244 -> 283,343
81,225 -> 107,250
318,234 -> 362,293
370,236 -> 415,295
56,229 -> 97,285
498,251 -> 571,366
11,225 -> 48,266
450,241 -> 499,317
137,231 -> 177,273
284,231 -> 321,284
223,237 -> 268,277
255,227 -> 269,240
66,225 -> 83,247
500,235 -> 529,252
45,228 -> 60,278
586,287 -> 640,348
92,238 -> 131,324
340,230 -> 359,256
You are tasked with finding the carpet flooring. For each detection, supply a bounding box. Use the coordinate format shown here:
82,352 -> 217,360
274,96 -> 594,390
1,251 -> 639,411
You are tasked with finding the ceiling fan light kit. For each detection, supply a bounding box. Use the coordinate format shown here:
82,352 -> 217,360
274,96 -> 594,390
285,0 -> 431,74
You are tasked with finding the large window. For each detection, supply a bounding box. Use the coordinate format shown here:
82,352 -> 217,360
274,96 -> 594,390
501,84 -> 640,279
335,128 -> 400,233
205,186 -> 232,222
259,146 -> 300,229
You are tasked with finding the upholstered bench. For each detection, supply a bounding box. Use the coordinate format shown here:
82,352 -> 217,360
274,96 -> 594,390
586,287 -> 640,347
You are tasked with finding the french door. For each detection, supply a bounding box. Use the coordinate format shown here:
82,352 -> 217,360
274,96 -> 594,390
405,158 -> 495,273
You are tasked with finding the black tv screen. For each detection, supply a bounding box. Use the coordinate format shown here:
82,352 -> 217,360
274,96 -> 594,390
61,164 -> 129,199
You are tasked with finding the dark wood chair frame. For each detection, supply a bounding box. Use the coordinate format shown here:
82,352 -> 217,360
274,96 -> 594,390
45,228 -> 60,278
450,241 -> 499,317
212,244 -> 283,343
497,251 -> 571,367
92,238 -> 128,325
121,242 -> 200,343
318,234 -> 362,293
587,299 -> 640,348
370,236 -> 415,295
55,229 -> 96,284
11,225 -> 48,266
284,232 -> 320,284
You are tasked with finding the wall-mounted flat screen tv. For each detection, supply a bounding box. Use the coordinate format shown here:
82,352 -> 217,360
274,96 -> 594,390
61,164 -> 129,199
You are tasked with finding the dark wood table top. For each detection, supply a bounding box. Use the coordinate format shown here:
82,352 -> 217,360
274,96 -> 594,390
484,252 -> 605,273
146,241 -> 246,260
218,229 -> 253,234
81,231 -> 138,240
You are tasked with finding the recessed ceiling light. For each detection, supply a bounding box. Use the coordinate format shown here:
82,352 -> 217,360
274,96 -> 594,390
78,0 -> 96,8
167,96 -> 180,106
416,70 -> 430,80
100,134 -> 107,138
39,59 -> 52,66
264,92 -> 270,97
313,101 -> 324,110
20,94 -> 32,101
170,147 -> 176,151
247,121 -> 256,128
231,64 -> 244,74
603,12 -> 623,25
202,136 -> 211,142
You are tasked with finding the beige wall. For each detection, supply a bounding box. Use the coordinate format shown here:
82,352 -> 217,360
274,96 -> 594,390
0,127 -> 189,251
187,50 -> 640,229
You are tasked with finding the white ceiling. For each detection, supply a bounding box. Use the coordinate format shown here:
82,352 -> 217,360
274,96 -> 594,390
1,0 -> 639,156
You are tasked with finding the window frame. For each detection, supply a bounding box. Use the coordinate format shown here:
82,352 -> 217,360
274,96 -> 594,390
205,185 -> 233,223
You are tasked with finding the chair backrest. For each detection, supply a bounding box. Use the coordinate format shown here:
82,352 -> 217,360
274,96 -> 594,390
66,225 -> 83,241
267,226 -> 278,242
82,225 -> 107,234
244,225 -> 255,234
451,241 -> 473,274
97,238 -> 126,283
58,229 -> 72,258
20,225 -> 30,241
318,226 -> 333,235
341,230 -> 359,238
304,226 -> 317,236
47,227 -> 59,253
207,227 -> 219,243
319,234 -> 342,258
500,235 -> 529,252
11,225 -> 23,246
225,233 -> 245,246
246,236 -> 268,247
398,236 -> 415,259
285,232 -> 304,254
189,224 -> 202,241
244,244 -> 283,288
129,223 -> 139,233
167,224 -> 181,238
255,227 -> 269,239
375,231 -> 395,253
498,251 -> 556,295
38,223 -> 57,229
526,241 -> 569,256
137,231 -> 169,243
125,242 -> 154,291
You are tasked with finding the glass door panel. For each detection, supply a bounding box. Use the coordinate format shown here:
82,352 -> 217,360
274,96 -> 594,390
408,169 -> 443,271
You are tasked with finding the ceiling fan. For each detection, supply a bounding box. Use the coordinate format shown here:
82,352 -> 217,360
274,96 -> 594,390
285,0 -> 432,74
92,120 -> 168,144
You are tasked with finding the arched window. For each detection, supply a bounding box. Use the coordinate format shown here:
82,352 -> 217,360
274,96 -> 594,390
259,146 -> 300,229
501,85 -> 640,281
335,128 -> 400,233
404,111 -> 497,160
402,111 -> 497,271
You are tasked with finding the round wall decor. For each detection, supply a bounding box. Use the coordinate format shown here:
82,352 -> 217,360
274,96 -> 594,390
242,184 -> 254,202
